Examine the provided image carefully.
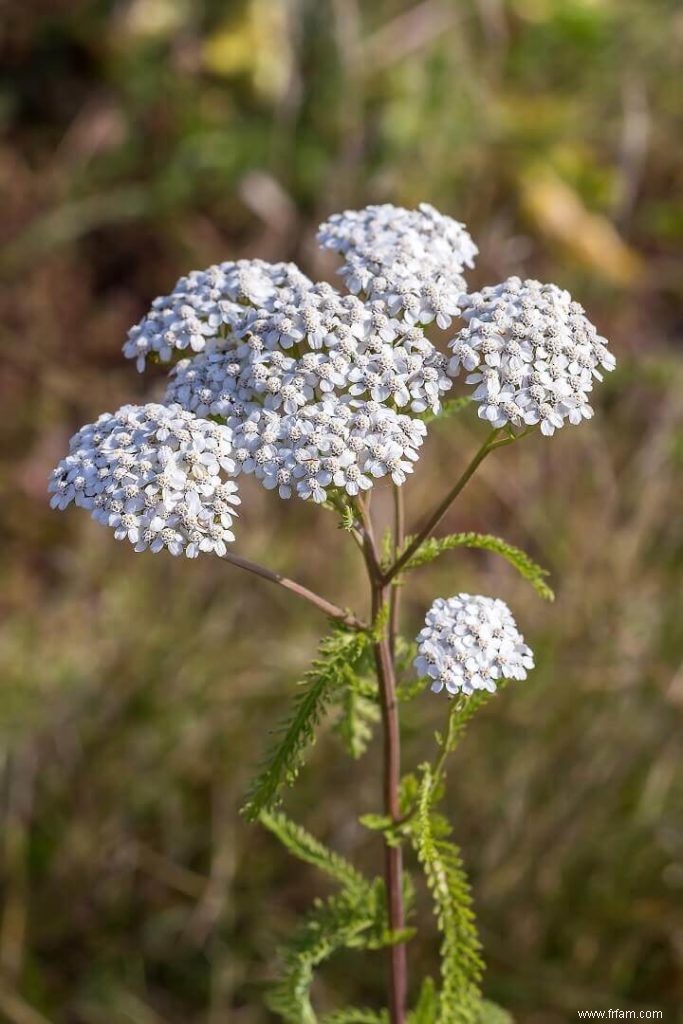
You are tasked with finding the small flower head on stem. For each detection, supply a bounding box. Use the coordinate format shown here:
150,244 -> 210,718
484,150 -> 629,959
415,593 -> 534,696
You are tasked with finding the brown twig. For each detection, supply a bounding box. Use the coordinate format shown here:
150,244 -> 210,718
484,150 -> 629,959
221,551 -> 366,631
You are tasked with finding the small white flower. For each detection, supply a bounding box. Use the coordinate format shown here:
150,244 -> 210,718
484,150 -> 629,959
49,404 -> 240,557
414,593 -> 534,697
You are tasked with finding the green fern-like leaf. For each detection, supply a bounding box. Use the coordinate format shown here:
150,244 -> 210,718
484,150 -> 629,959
334,677 -> 380,759
410,766 -> 484,1024
321,1011 -> 389,1023
409,976 -> 439,1023
339,503 -> 357,532
243,626 -> 372,819
477,1001 -> 513,1024
259,810 -> 367,893
267,888 -> 382,1024
400,532 -> 554,601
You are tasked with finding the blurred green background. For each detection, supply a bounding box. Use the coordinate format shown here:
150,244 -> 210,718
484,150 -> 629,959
1,0 -> 682,1021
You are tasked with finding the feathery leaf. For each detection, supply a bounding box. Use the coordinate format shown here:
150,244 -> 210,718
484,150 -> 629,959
267,887 -> 382,1024
259,809 -> 367,893
409,977 -> 439,1023
410,765 -> 484,1024
334,676 -> 380,759
243,626 -> 372,819
399,531 -> 554,601
321,1011 -> 389,1024
477,1002 -> 513,1024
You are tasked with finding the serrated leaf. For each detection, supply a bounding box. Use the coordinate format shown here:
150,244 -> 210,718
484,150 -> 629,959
268,876 -> 400,1023
409,976 -> 439,1024
478,1001 -> 513,1024
399,773 -> 419,815
399,531 -> 554,601
409,765 -> 484,1024
339,503 -> 356,532
260,810 -> 367,894
321,1010 -> 389,1024
371,602 -> 390,640
398,676 -> 427,702
243,626 -> 372,819
267,890 -> 380,1024
334,677 -> 380,759
358,813 -> 393,832
395,636 -> 418,672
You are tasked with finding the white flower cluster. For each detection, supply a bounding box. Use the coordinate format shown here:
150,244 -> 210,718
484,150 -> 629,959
49,403 -> 240,557
317,203 -> 477,329
448,277 -> 616,436
123,260 -> 313,371
164,279 -> 446,502
414,594 -> 534,696
52,204 -> 613,554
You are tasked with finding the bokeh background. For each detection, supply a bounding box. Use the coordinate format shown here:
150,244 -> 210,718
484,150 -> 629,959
1,1 -> 682,1021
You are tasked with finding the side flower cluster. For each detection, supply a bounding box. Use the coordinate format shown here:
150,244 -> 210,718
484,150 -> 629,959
317,203 -> 477,328
448,277 -> 616,435
123,260 -> 313,371
49,403 -> 240,557
414,594 -> 534,696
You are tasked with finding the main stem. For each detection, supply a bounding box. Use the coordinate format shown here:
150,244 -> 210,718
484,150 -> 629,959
361,503 -> 407,1024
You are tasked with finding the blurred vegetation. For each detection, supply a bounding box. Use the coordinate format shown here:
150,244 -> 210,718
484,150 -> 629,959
1,0 -> 682,1021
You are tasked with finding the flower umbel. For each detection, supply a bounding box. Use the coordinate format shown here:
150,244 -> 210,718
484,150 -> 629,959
123,260 -> 313,371
49,403 -> 240,557
448,276 -> 616,435
317,202 -> 477,328
414,593 -> 534,696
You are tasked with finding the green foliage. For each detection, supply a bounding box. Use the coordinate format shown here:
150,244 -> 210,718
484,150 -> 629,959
409,977 -> 439,1023
398,675 -> 428,702
262,811 -> 402,1022
267,888 -> 383,1024
268,874 -> 407,1022
409,765 -> 484,1024
334,675 -> 380,759
400,532 -> 554,601
321,1011 -> 389,1024
259,810 -> 367,893
477,1002 -> 513,1024
243,626 -> 372,819
338,503 -> 357,532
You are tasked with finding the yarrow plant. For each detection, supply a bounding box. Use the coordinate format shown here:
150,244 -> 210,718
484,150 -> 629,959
50,202 -> 615,1024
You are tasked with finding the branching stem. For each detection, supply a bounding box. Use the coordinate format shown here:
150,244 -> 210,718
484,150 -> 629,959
221,551 -> 366,631
382,428 -> 527,583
